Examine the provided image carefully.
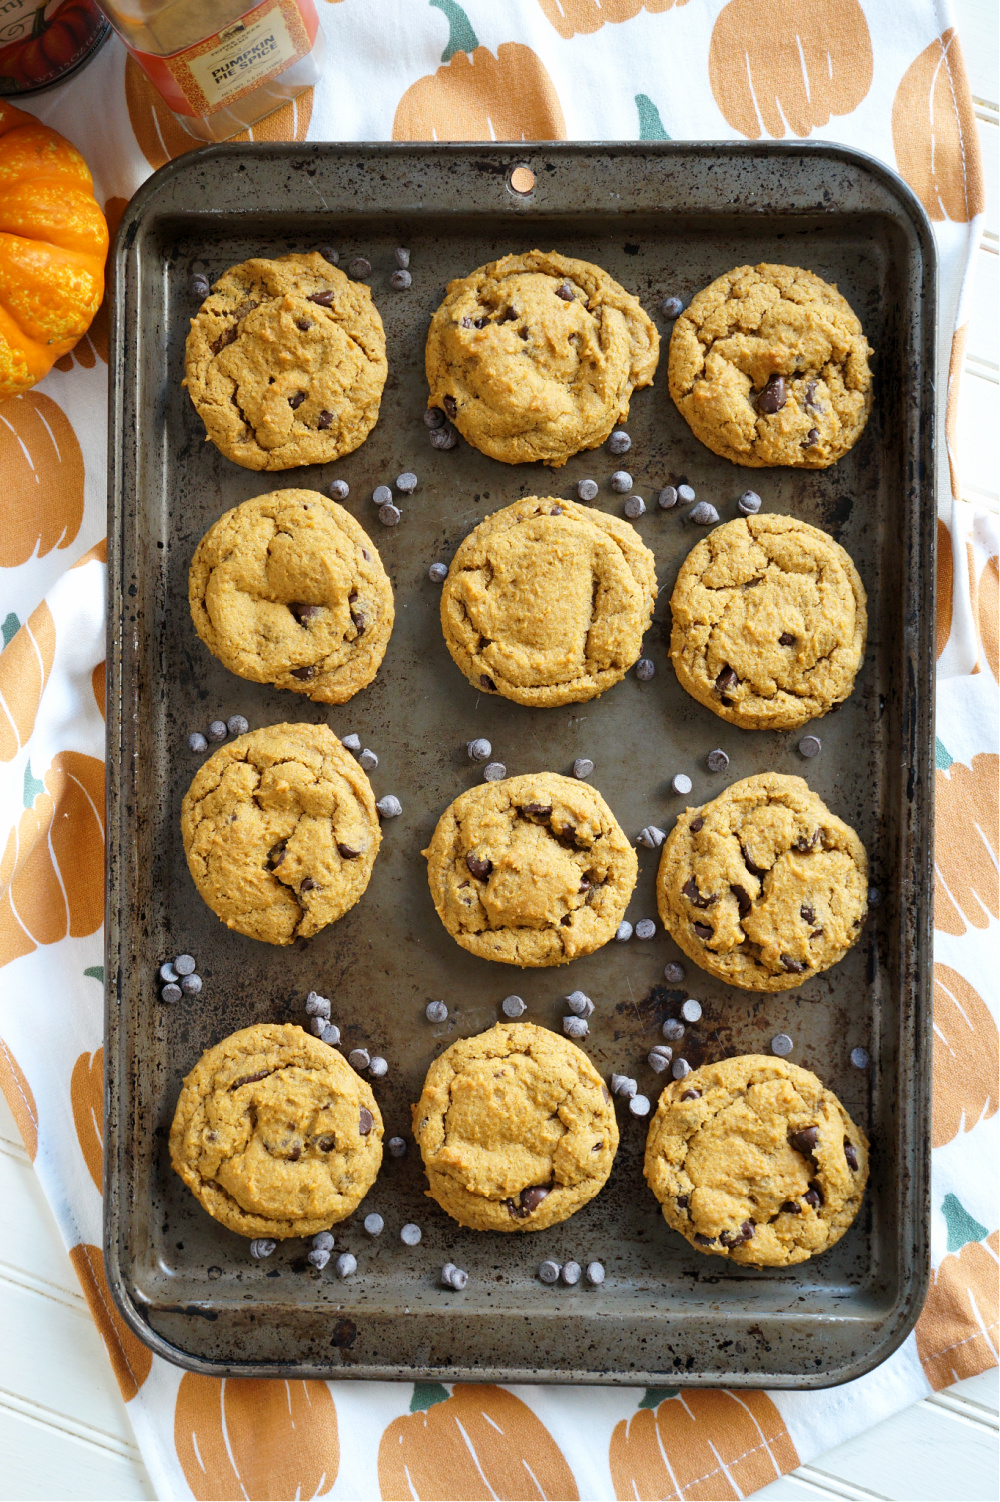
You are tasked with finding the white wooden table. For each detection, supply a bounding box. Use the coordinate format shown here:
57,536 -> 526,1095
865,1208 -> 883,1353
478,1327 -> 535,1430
2,1 -> 997,1491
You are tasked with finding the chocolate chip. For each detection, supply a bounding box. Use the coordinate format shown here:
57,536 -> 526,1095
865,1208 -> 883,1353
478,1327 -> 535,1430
295,319 -> 313,332
428,561 -> 448,583
347,257 -> 371,280
716,665 -> 738,692
358,1108 -> 374,1135
693,1233 -> 715,1246
351,608 -> 367,638
563,1015 -> 589,1039
189,272 -> 211,299
429,425 -> 458,450
635,918 -> 656,940
731,884 -> 751,919
480,674 -> 496,691
316,410 -> 333,430
300,877 -> 317,893
689,501 -> 719,526
161,982 -> 182,1003
308,288 -> 336,306
804,380 -> 818,407
738,489 -> 762,515
779,632 -> 796,646
771,1033 -> 793,1056
482,762 -> 506,782
629,1094 -> 651,1117
159,961 -> 178,983
266,841 -> 287,870
566,990 -> 594,1016
388,1136 -> 406,1157
379,502 -> 401,527
671,1057 -> 691,1079
844,1141 -> 859,1171
803,427 -> 819,446
291,665 -> 316,680
798,735 -> 822,758
209,324 -> 239,354
693,922 -> 713,939
706,748 -> 729,773
188,732 -> 207,753
680,1089 -> 701,1101
608,429 -> 631,455
868,886 -> 882,907
676,1194 -> 689,1208
207,720 -> 227,742
682,877 -> 716,909
390,269 -> 412,290
328,478 -> 349,500
661,295 -> 684,318
637,825 -> 665,848
396,472 -> 418,494
635,658 -> 655,680
502,994 -> 526,1017
624,495 -> 646,519
466,853 -> 493,880
376,795 -> 402,818
794,829 -> 821,852
316,1021 -> 340,1047
789,1126 -> 820,1157
658,485 -> 678,509
573,757 -> 594,780
757,374 -> 786,413
538,1260 -> 561,1284
522,803 -> 553,820
611,470 -> 633,493
804,1184 -> 823,1209
307,1247 -> 330,1271
690,818 -> 704,834
305,991 -> 331,1018
663,962 -> 686,985
250,1238 -> 276,1259
851,1046 -> 870,1069
423,406 -> 445,428
781,955 -> 806,973
442,394 -> 457,418
521,1186 -> 550,1213
611,1074 -> 636,1098
368,1055 -> 388,1079
180,973 -> 201,996
648,1045 -> 672,1072
289,390 -> 307,410
549,504 -> 564,515
336,843 -> 361,862
577,478 -> 599,501
554,282 -> 575,301
290,602 -> 320,625
586,1261 -> 605,1285
672,773 -> 693,795
741,1221 -> 754,1239
781,1200 -> 801,1214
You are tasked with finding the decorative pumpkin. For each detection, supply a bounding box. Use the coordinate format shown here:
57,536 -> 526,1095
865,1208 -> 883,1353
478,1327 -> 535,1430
126,57 -> 314,171
0,750 -> 104,970
708,0 -> 872,140
0,600 -> 55,762
175,1372 -> 339,1501
379,1382 -> 578,1501
54,196 -> 128,372
0,391 -> 84,567
393,1 -> 565,142
936,519 -> 953,660
71,1045 -> 103,1191
0,1037 -> 37,1159
69,1243 -> 152,1401
892,30 -> 983,224
0,100 -> 108,397
915,1230 -> 999,1390
610,1388 -> 799,1501
933,753 -> 998,936
537,0 -> 683,39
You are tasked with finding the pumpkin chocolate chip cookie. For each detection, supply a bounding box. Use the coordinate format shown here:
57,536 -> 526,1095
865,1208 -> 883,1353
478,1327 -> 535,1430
425,250 -> 659,466
181,723 -> 380,946
668,263 -> 873,468
413,1022 -> 618,1232
656,773 -> 867,991
170,1023 -> 383,1239
189,489 -> 393,704
184,252 -> 387,471
423,772 -> 637,967
669,514 -> 867,729
644,1054 -> 869,1266
440,497 -> 656,706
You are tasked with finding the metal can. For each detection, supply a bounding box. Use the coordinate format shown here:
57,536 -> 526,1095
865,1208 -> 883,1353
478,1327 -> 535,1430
0,0 -> 110,95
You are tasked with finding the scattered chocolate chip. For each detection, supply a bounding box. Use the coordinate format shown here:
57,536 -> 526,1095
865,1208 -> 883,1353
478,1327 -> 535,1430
615,920 -> 633,942
676,1195 -> 689,1209
429,425 -> 458,450
306,992 -> 331,1018
388,1136 -> 407,1157
771,1034 -> 794,1056
400,1222 -> 422,1246
291,665 -> 316,681
181,973 -> 202,996
174,954 -> 195,976
672,773 -> 693,796
207,720 -> 227,742
689,501 -> 720,526
672,1058 -> 692,1079
658,485 -> 679,509
317,1021 -> 340,1046
368,1055 -> 388,1078
715,665 -> 738,692
611,1074 -> 637,1098
159,961 -> 178,983
648,1045 -> 673,1072
577,478 -> 599,501
390,269 -> 412,290
632,658 -> 655,684
868,886 -> 882,907
308,1247 -> 330,1271
706,748 -> 729,773
635,918 -> 656,940
502,994 -> 526,1017
586,1261 -> 605,1285
663,962 -> 686,985
376,795 -> 402,818
844,1141 -> 860,1171
563,1015 -> 589,1039
624,494 -> 646,519
573,757 -> 594,780
680,998 -> 702,1022
798,735 -> 822,758
337,843 -> 361,861
358,747 -> 377,771
308,288 -> 337,306
396,472 -> 418,495
428,561 -> 448,583
851,1046 -> 870,1069
425,1000 -> 448,1024
611,470 -> 633,493
467,737 -> 492,762
680,1089 -> 702,1102
538,1260 -> 561,1284
480,674 -> 496,691
693,1233 -> 715,1246
566,990 -> 594,1017
637,825 -> 666,848
661,295 -> 684,318
334,1252 -> 356,1278
347,257 -> 371,280
738,489 -> 762,515
188,732 -> 208,753
732,883 -> 752,919
250,1238 -> 276,1259
789,1126 -> 820,1158
629,1094 -> 651,1117
423,406 -> 445,429
482,761 -> 506,782
328,478 -> 349,500
358,1108 -> 374,1135
466,852 -> 493,880
781,955 -> 806,973
693,921 -> 713,940
189,272 -> 211,299
161,982 -> 182,1003
757,373 -> 786,413
608,430 -> 631,455
288,390 -> 307,411
663,1017 -> 685,1041
226,715 -> 249,738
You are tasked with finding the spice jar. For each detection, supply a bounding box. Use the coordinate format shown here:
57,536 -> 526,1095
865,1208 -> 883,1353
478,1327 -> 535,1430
93,0 -> 323,141
0,0 -> 110,95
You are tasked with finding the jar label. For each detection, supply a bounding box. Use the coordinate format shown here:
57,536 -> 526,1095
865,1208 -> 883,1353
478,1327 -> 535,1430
0,0 -> 108,95
126,0 -> 318,118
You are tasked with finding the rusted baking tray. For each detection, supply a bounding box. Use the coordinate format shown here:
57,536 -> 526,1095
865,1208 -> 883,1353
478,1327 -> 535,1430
105,142 -> 936,1387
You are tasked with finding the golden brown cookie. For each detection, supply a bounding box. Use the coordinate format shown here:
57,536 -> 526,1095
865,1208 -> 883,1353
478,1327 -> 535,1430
644,1054 -> 869,1266
413,1022 -> 618,1231
656,773 -> 867,991
669,514 -> 866,729
423,772 -> 637,967
441,497 -> 656,707
668,264 -> 873,468
169,1023 -> 383,1239
189,489 -> 394,704
181,723 -> 380,946
425,250 -> 659,466
183,252 -> 387,471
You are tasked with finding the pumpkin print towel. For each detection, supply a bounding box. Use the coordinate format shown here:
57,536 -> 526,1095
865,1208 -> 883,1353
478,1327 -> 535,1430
0,1 -> 995,1497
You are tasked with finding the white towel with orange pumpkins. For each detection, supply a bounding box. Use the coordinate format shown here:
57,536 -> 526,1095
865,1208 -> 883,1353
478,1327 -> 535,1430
1,2 -> 996,1498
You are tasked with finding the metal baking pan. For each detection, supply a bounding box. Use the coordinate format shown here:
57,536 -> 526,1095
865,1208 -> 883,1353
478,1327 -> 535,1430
105,141 -> 935,1387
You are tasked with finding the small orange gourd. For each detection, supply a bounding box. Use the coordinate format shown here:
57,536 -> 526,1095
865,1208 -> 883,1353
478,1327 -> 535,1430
0,100 -> 109,397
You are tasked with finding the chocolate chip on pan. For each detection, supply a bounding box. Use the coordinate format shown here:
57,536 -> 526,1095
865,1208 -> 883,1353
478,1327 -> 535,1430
467,738 -> 492,762
387,1136 -> 407,1157
661,296 -> 684,318
671,773 -> 693,796
577,478 -> 599,501
706,748 -> 729,772
429,425 -> 458,450
188,272 -> 211,299
538,1260 -> 561,1284
738,489 -> 762,515
771,1033 -> 794,1056
611,470 -> 633,493
390,269 -> 412,290
400,1223 -> 422,1246
608,430 -> 631,455
347,257 -> 371,280
658,485 -> 678,509
502,994 -> 526,1017
615,921 -> 633,941
663,962 -> 685,985
635,658 -> 655,680
426,1000 -> 448,1023
428,561 -> 448,583
328,479 -> 350,500
624,495 -> 646,519
187,732 -> 208,753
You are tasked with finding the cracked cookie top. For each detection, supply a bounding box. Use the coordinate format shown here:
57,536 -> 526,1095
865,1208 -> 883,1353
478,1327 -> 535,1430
170,1024 -> 383,1238
656,773 -> 868,992
644,1054 -> 869,1266
668,263 -> 873,469
413,1022 -> 618,1232
669,514 -> 866,730
440,497 -> 656,707
425,250 -> 659,467
183,253 -> 387,472
181,723 -> 380,946
423,772 -> 637,967
189,489 -> 394,704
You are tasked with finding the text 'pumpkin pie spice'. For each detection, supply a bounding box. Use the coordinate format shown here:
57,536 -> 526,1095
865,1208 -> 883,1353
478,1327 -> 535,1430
656,773 -> 868,991
440,497 -> 656,707
183,252 -> 387,471
180,722 -> 380,946
667,263 -> 873,469
412,1022 -> 618,1232
423,772 -> 637,967
644,1054 -> 869,1266
188,489 -> 394,704
669,514 -> 867,730
169,1023 -> 383,1239
425,250 -> 659,467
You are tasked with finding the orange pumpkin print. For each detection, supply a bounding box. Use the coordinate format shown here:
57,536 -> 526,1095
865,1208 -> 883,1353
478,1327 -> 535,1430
71,1045 -> 103,1192
933,966 -> 998,1149
709,0 -> 872,140
393,2 -> 565,142
0,601 -> 55,762
54,197 -> 129,373
934,753 -> 998,936
944,324 -> 968,502
71,536 -> 107,569
0,393 -> 85,569
536,0 -> 685,40
92,661 -> 106,720
915,1231 -> 999,1391
0,750 -> 105,970
936,518 -> 953,660
610,1388 -> 799,1500
379,1383 -> 578,1500
892,31 -> 984,224
69,1243 -> 152,1401
979,554 -> 998,683
126,57 -> 313,170
175,1372 -> 339,1500
0,1036 -> 37,1159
